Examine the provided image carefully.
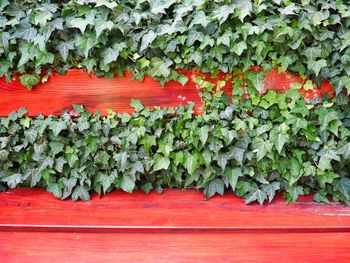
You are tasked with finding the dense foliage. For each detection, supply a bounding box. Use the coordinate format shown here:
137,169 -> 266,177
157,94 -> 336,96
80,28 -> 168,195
1,0 -> 350,204
1,0 -> 350,91
1,75 -> 350,205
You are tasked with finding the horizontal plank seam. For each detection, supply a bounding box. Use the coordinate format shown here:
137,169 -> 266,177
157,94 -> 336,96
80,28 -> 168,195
1,224 -> 350,233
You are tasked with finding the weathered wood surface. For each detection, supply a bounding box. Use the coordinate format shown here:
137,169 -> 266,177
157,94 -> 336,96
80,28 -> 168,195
0,188 -> 350,262
0,69 -> 334,116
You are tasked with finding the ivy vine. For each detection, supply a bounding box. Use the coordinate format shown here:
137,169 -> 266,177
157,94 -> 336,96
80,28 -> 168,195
0,0 -> 350,91
1,75 -> 350,205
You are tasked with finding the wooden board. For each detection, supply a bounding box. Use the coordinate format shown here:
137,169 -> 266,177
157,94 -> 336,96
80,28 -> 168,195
0,69 -> 334,117
0,70 -> 203,116
0,188 -> 350,231
1,188 -> 350,262
1,232 -> 350,263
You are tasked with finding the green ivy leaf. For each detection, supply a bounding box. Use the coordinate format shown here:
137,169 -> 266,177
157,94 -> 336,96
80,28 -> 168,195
314,190 -> 330,204
68,18 -> 91,33
140,30 -> 157,52
308,59 -> 327,76
233,41 -> 247,56
225,167 -> 242,191
286,186 -> 304,203
72,185 -> 90,201
262,182 -> 280,203
130,99 -> 144,112
334,177 -> 350,200
19,74 -> 40,90
184,153 -> 199,175
205,178 -> 224,199
36,51 -> 54,66
153,154 -> 170,172
245,189 -> 267,205
95,0 -> 118,9
121,175 -> 135,193
246,71 -> 265,92
2,174 -> 22,189
77,33 -> 97,58
148,58 -> 172,77
199,125 -> 209,145
189,11 -> 211,29
252,138 -> 273,161
57,41 -> 74,61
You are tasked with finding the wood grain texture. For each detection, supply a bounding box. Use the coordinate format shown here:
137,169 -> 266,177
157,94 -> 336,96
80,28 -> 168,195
1,188 -> 350,262
0,70 -> 203,116
0,188 -> 349,231
0,69 -> 334,117
1,232 -> 350,263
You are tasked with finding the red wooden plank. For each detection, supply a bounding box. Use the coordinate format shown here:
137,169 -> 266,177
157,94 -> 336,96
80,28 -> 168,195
1,188 -> 349,231
1,232 -> 349,263
0,69 -> 334,117
0,70 -> 203,116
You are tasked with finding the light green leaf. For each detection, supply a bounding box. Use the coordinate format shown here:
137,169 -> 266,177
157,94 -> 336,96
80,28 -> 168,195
149,0 -> 176,15
262,182 -> 280,203
57,41 -> 74,61
36,51 -> 54,66
68,18 -> 91,33
130,99 -> 144,112
246,71 -> 265,92
245,189 -> 267,205
308,59 -> 327,76
286,186 -> 304,203
121,175 -> 135,193
2,174 -> 22,189
77,33 -> 97,58
72,186 -> 90,201
102,43 -> 127,65
189,11 -> 211,29
225,167 -> 242,191
153,154 -> 170,172
140,30 -> 157,52
233,41 -> 247,56
252,138 -> 273,161
94,0 -> 118,9
19,74 -> 40,90
199,125 -> 209,145
184,153 -> 199,175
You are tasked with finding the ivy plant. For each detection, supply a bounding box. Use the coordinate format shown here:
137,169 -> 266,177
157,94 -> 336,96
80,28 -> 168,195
1,75 -> 350,205
0,0 -> 350,92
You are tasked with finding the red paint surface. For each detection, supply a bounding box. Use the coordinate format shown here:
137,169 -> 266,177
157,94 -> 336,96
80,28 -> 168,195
0,70 -> 203,116
1,232 -> 350,263
0,188 -> 350,262
0,188 -> 349,230
0,69 -> 334,117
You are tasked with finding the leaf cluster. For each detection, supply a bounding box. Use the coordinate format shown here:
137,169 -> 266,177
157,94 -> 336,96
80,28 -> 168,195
1,82 -> 350,205
1,0 -> 350,91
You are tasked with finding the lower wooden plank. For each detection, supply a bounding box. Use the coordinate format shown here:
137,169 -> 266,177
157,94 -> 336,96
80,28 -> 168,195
1,188 -> 349,231
1,232 -> 349,263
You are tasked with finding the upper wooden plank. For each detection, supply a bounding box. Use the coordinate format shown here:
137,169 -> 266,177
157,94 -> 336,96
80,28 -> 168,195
1,188 -> 349,231
0,70 -> 203,116
0,69 -> 334,117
